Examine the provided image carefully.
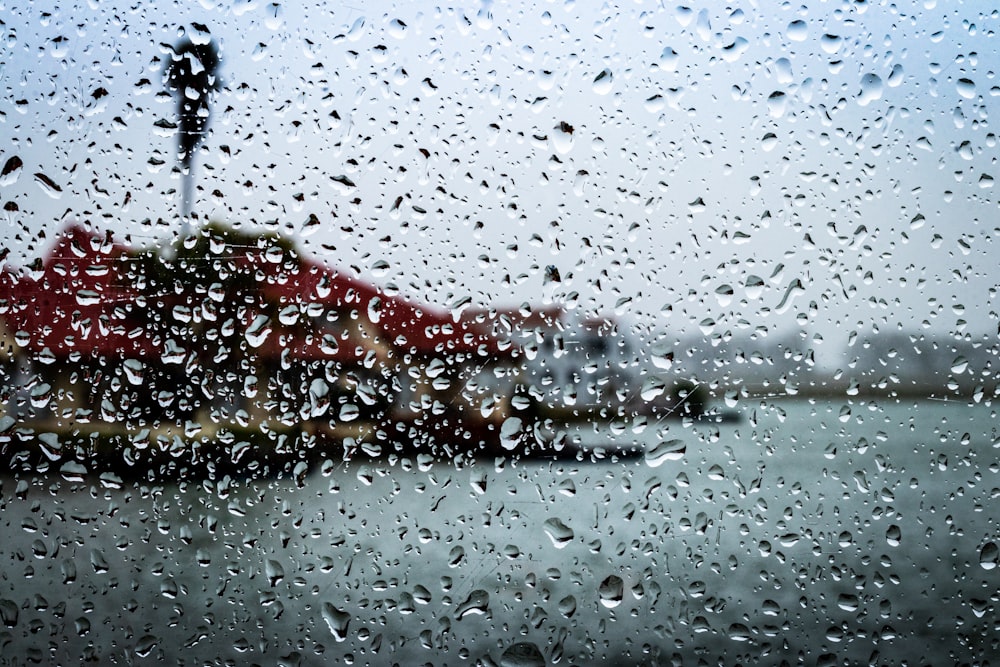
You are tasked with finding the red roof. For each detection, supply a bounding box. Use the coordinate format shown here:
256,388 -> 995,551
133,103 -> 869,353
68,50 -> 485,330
2,223 -> 159,358
1,224 -> 510,363
264,256 -> 507,357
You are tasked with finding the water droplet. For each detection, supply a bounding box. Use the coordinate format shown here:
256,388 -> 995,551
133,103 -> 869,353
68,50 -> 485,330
598,575 -> 624,608
500,642 -> 545,667
551,121 -> 574,154
979,542 -> 999,570
74,616 -> 90,637
35,172 -> 62,199
956,77 -> 976,99
951,356 -> 969,374
887,63 -> 904,87
885,524 -> 901,547
499,416 -> 524,451
264,2 -> 284,30
456,589 -> 489,618
0,599 -> 19,628
644,94 -> 665,113
858,73 -> 883,106
542,518 -> 574,548
786,20 -> 807,42
766,91 -> 787,118
837,593 -> 859,611
265,559 -> 285,586
557,595 -> 577,618
1,156 -> 23,186
592,69 -> 613,95
135,635 -> 158,657
646,439 -> 686,467
245,314 -> 272,348
388,18 -> 408,39
714,284 -> 734,306
779,533 -> 800,547
820,33 -> 843,54
322,603 -> 350,641
728,623 -> 752,642
774,278 -> 805,314
123,359 -> 144,385
659,47 -> 679,72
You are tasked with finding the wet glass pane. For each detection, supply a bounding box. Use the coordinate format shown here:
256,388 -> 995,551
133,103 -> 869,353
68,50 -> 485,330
1,2 -> 998,664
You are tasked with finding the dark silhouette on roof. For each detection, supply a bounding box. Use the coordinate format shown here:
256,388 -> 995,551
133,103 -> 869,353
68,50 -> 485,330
164,37 -> 221,171
164,32 -> 221,225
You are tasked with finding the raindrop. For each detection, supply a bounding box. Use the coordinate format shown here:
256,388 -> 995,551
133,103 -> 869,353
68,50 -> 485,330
951,356 -> 968,374
820,33 -> 843,54
264,2 -> 284,30
779,533 -> 800,547
0,599 -> 18,628
646,439 -> 686,467
885,524 -> 901,547
1,156 -> 23,185
448,545 -> 465,567
837,593 -> 859,612
456,589 -> 489,618
774,278 -> 805,314
745,275 -> 765,299
322,603 -> 350,641
786,20 -> 808,42
766,91 -> 787,118
858,73 -> 883,106
887,63 -> 904,87
388,18 -> 408,39
956,78 -> 975,99
644,94 -> 665,113
499,417 -> 524,451
558,595 -> 577,618
500,642 -> 546,667
592,69 -> 613,95
74,617 -> 90,637
245,315 -> 272,348
33,172 -> 63,198
598,575 -> 624,608
551,121 -> 574,154
728,623 -> 752,642
542,518 -> 574,548
714,284 -> 734,306
301,214 -> 321,237
979,542 -> 999,570
265,559 -> 285,586
659,47 -> 679,72
123,359 -> 144,385
135,635 -> 158,657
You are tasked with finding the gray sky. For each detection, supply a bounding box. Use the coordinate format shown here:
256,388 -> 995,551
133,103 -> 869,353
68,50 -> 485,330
3,1 -> 999,366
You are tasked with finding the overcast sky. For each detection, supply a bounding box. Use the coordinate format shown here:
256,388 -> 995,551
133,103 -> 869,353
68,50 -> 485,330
3,1 -> 999,365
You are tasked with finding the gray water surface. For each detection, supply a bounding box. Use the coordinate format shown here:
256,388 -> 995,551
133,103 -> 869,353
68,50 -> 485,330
1,398 -> 997,665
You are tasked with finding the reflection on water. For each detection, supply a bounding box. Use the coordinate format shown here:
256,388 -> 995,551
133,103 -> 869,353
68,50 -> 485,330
1,399 -> 997,665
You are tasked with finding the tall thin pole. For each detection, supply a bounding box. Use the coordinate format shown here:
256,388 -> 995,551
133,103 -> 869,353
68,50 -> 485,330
180,155 -> 194,240
164,32 -> 220,244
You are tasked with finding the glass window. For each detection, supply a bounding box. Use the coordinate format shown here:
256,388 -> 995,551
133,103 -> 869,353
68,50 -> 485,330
1,3 -> 997,664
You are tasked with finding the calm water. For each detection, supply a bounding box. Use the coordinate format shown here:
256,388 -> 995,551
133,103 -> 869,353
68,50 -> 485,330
1,398 -> 998,666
